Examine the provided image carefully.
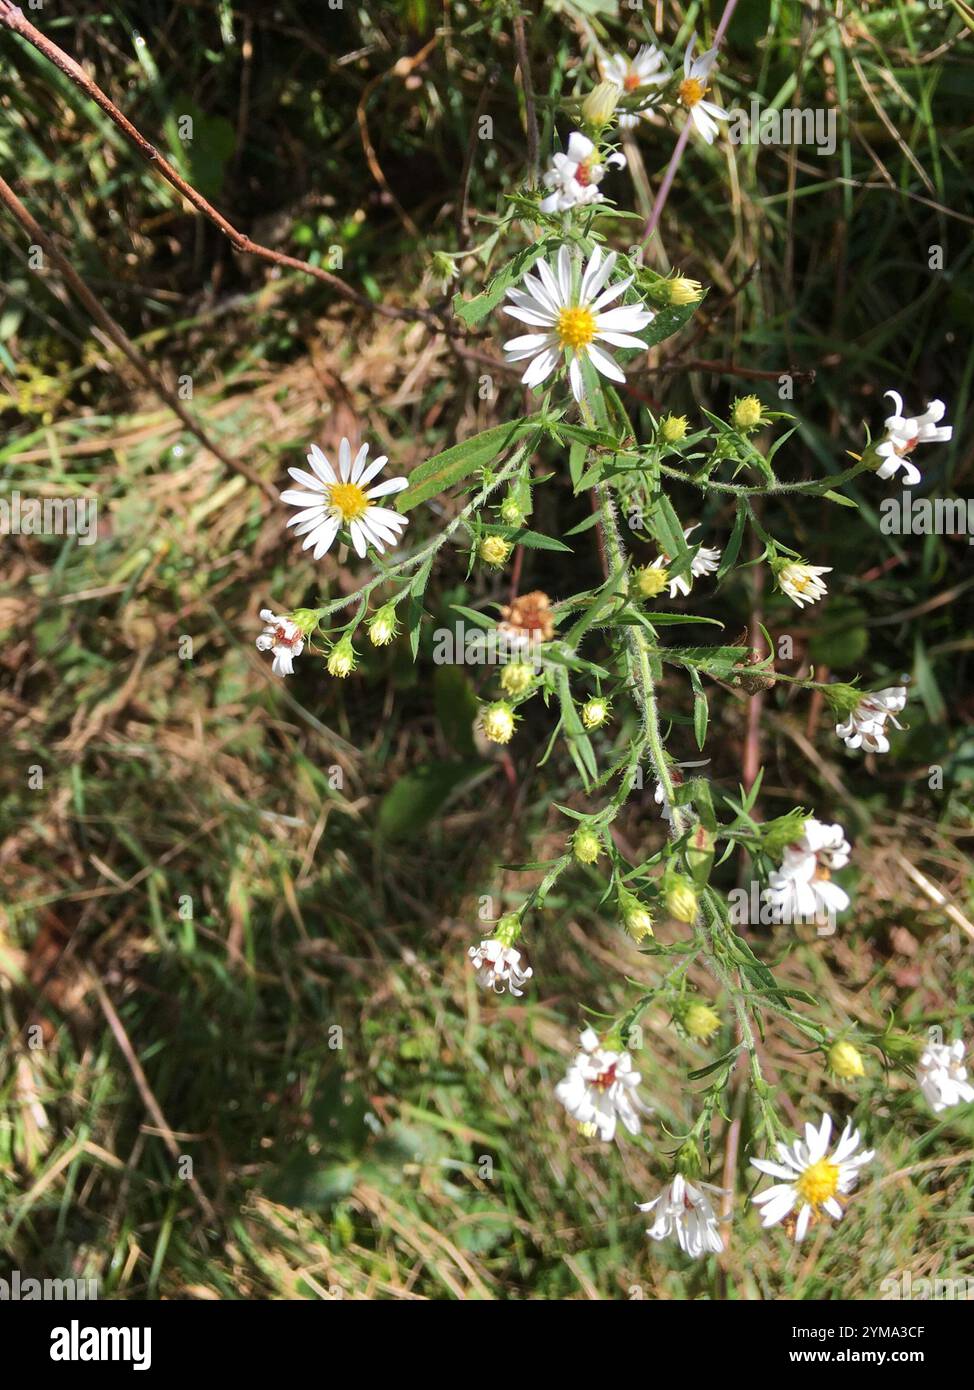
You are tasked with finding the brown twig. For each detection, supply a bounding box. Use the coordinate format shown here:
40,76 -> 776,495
91,974 -> 217,1226
512,12 -> 539,187
0,3 -> 442,331
0,174 -> 277,502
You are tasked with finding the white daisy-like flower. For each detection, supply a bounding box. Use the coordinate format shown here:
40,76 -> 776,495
917,1040 -> 974,1114
650,524 -> 722,598
875,391 -> 952,487
637,1173 -> 726,1257
751,1113 -> 874,1242
835,686 -> 907,755
601,45 -> 668,129
678,38 -> 729,145
280,439 -> 409,560
764,818 -> 852,924
554,1026 -> 651,1142
777,561 -> 832,609
256,609 -> 304,678
468,938 -> 533,997
540,132 -> 626,213
502,245 -> 654,403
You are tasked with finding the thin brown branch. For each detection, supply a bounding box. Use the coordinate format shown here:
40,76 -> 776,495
0,3 -> 442,331
512,12 -> 539,187
0,174 -> 277,502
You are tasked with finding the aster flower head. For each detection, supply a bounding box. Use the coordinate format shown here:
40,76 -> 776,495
555,1026 -> 651,1141
775,559 -> 832,609
638,1173 -> 726,1257
875,391 -> 952,487
540,131 -> 626,214
256,609 -> 305,678
917,1040 -> 974,1114
601,45 -> 668,129
280,439 -> 409,560
751,1113 -> 874,1242
763,817 -> 852,925
650,524 -> 722,598
835,686 -> 907,755
468,937 -> 533,997
678,38 -> 729,145
503,245 -> 654,403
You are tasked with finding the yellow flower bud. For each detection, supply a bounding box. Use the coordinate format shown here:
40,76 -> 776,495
479,535 -> 512,568
665,879 -> 698,923
622,899 -> 654,942
828,1040 -> 865,1080
659,414 -> 689,444
731,395 -> 767,434
667,276 -> 703,306
368,605 -> 398,646
481,701 -> 516,745
581,697 -> 610,730
327,636 -> 356,678
634,565 -> 669,599
573,829 -> 602,864
581,81 -> 622,131
683,1001 -> 720,1041
500,662 -> 535,698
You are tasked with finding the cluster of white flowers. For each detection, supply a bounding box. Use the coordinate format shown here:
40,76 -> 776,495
554,1027 -> 651,1142
917,1041 -> 974,1113
649,523 -> 722,599
540,132 -> 625,214
468,938 -> 533,997
764,818 -> 851,924
835,686 -> 907,754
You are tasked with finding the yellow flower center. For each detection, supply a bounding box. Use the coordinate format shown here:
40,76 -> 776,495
679,77 -> 706,108
328,481 -> 369,521
557,306 -> 597,351
796,1159 -> 840,1208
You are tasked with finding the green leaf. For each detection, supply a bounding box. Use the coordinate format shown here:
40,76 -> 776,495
451,240 -> 554,328
434,667 -> 479,756
377,761 -> 492,840
397,418 -> 543,513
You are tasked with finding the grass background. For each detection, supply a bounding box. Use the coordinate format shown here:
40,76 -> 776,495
0,0 -> 972,1299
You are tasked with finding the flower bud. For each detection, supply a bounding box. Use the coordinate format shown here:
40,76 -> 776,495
665,877 -> 698,923
581,697 -> 610,730
682,1001 -> 721,1041
500,662 -> 535,698
828,1040 -> 865,1080
666,276 -> 702,306
327,634 -> 356,678
634,565 -> 669,599
479,535 -> 512,568
495,913 -> 522,947
581,81 -> 622,132
659,414 -> 689,444
481,701 -> 516,745
573,828 -> 602,864
620,892 -> 654,942
368,604 -> 398,647
499,495 -> 525,527
730,394 -> 768,433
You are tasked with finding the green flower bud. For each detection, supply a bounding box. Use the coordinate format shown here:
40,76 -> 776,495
659,414 -> 689,444
573,828 -> 602,864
